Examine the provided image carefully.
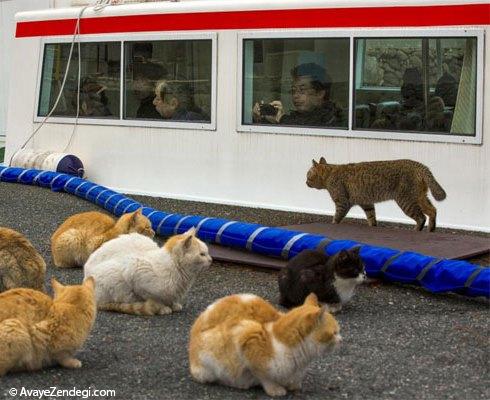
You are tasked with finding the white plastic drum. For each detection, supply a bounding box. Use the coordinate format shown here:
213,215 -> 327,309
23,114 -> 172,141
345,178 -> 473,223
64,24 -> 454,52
10,149 -> 84,177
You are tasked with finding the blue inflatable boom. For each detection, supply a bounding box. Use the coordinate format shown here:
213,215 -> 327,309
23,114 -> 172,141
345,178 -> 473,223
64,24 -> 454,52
0,166 -> 488,299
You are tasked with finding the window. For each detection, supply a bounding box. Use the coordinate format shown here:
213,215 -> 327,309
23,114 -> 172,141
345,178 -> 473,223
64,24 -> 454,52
36,35 -> 216,128
124,40 -> 212,122
242,38 -> 350,129
354,37 -> 478,136
38,42 -> 121,118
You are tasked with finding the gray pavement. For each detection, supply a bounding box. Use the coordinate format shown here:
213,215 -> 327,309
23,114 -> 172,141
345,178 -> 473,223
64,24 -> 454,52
0,183 -> 488,400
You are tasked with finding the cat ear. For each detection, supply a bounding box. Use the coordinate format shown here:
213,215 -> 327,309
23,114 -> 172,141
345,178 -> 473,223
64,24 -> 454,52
184,227 -> 196,236
135,208 -> 143,215
322,308 -> 340,336
83,276 -> 95,290
336,250 -> 349,262
301,307 -> 323,332
182,234 -> 193,250
312,159 -> 319,167
51,278 -> 64,294
350,246 -> 361,256
304,293 -> 319,307
319,157 -> 327,164
128,210 -> 139,224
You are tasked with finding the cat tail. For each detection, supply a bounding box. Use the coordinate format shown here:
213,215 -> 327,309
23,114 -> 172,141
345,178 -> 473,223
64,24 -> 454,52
422,168 -> 446,201
98,301 -> 164,316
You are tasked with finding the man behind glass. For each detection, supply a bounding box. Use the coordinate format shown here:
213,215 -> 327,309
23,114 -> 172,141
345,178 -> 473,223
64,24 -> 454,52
253,62 -> 343,127
132,61 -> 166,119
153,80 -> 208,121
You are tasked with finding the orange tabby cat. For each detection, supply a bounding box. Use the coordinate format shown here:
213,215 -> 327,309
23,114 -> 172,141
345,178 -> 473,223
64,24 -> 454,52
0,288 -> 52,323
51,209 -> 155,268
0,277 -> 96,376
189,293 -> 341,397
0,227 -> 46,292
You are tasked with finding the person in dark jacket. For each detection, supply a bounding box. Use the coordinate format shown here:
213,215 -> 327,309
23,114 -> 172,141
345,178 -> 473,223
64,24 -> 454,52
252,62 -> 343,127
434,67 -> 458,108
132,61 -> 167,119
77,77 -> 112,117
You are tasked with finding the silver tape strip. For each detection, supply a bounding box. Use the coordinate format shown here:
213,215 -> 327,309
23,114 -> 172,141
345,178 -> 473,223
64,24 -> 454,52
216,221 -> 237,244
281,233 -> 308,259
246,227 -> 268,251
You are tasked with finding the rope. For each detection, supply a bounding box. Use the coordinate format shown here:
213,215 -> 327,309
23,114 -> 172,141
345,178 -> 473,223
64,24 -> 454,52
10,0 -> 116,163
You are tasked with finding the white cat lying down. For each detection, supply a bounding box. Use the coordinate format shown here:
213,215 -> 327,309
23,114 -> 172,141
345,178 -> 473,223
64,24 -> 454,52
84,227 -> 212,315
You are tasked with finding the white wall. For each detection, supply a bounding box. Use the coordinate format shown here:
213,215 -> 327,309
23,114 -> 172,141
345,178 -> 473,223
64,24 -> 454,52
5,28 -> 490,232
0,0 -> 50,143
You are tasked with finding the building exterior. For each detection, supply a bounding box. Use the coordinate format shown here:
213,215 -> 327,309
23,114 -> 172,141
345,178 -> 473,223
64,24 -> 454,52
4,0 -> 490,231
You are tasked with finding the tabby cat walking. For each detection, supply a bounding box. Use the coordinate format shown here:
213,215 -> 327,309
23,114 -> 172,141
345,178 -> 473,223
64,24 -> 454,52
306,157 -> 446,231
189,293 -> 341,397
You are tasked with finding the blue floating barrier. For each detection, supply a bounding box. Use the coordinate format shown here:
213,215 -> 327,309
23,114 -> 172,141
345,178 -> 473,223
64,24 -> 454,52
0,165 -> 487,299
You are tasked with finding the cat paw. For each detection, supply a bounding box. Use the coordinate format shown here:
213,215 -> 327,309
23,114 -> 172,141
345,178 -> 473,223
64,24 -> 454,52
326,303 -> 342,314
262,382 -> 287,397
59,358 -> 82,369
171,303 -> 183,312
287,382 -> 302,391
158,305 -> 173,315
190,365 -> 215,383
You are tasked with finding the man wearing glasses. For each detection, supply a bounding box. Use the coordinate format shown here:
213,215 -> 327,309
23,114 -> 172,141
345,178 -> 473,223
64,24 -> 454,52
252,63 -> 342,127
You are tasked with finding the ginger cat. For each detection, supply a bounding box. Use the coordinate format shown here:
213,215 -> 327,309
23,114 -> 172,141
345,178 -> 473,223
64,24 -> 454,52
307,157 -> 447,231
0,288 -> 52,324
0,227 -> 46,292
0,277 -> 96,376
84,227 -> 212,316
51,209 -> 154,268
189,293 -> 341,397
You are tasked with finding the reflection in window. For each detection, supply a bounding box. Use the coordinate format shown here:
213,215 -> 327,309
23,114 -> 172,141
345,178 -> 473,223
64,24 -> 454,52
38,42 -> 120,118
124,40 -> 212,122
242,38 -> 349,129
354,37 -> 477,136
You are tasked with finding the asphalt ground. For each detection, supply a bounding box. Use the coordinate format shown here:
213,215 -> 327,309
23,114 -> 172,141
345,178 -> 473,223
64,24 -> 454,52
0,182 -> 488,400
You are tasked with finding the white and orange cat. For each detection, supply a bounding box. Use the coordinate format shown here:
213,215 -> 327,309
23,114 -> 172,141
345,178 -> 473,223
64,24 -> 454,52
0,277 -> 96,376
84,227 -> 212,316
189,293 -> 341,397
51,209 -> 154,268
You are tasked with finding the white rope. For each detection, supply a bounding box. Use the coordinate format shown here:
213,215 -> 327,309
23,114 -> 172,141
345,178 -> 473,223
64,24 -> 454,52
10,0 -> 115,163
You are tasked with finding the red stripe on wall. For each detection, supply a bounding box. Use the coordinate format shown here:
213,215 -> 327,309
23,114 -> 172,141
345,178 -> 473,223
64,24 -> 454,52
15,4 -> 490,38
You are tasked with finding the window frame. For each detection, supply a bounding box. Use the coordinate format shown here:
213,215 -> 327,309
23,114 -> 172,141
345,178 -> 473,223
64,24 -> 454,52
34,32 -> 217,131
236,28 -> 484,144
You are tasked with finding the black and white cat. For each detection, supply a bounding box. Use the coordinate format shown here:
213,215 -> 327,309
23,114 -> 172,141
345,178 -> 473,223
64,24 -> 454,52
278,247 -> 365,312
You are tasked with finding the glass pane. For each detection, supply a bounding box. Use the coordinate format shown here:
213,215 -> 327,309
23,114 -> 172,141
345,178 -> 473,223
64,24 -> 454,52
243,38 -> 349,129
124,40 -> 212,122
354,37 -> 477,136
38,42 -> 120,118
429,37 -> 477,135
